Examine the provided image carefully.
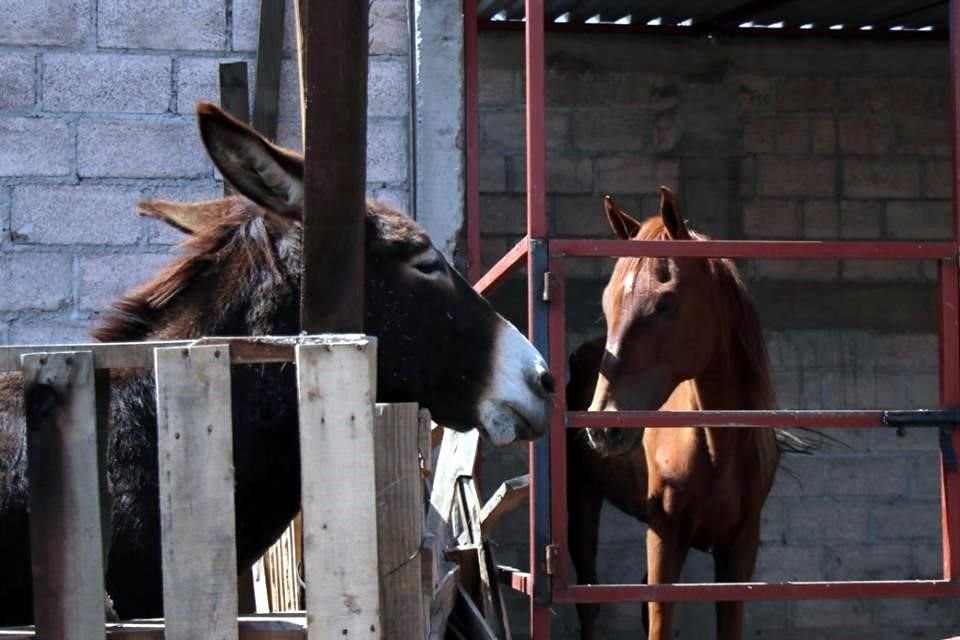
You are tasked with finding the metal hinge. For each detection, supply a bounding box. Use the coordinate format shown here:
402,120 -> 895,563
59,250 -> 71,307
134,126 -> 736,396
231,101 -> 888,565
543,271 -> 556,302
544,543 -> 559,575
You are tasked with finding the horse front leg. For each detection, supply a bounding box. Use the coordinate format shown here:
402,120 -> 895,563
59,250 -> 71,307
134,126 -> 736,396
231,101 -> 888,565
568,476 -> 604,640
712,518 -> 761,640
645,526 -> 688,640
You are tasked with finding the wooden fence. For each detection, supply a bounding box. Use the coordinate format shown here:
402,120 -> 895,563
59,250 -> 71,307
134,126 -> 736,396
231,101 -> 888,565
0,335 -> 428,640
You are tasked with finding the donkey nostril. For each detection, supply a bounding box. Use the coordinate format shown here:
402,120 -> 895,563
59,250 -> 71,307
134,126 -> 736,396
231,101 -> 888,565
539,370 -> 556,395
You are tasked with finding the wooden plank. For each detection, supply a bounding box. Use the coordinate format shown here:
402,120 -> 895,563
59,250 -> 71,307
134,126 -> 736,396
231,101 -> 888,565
456,477 -> 501,635
482,542 -> 511,640
480,474 -> 530,535
427,566 -> 459,640
21,351 -> 106,640
374,403 -> 425,640
94,369 -> 116,620
252,0 -> 285,141
451,585 -> 497,640
295,0 -> 368,332
218,61 -> 250,122
296,338 -> 380,638
0,615 -> 308,640
418,408 -> 433,478
155,345 -> 238,640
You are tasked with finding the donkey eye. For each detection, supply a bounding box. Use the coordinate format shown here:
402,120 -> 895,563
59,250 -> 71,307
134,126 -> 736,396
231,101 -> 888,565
413,258 -> 445,275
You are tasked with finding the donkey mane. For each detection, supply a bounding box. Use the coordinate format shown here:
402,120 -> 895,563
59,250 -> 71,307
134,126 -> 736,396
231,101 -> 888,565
92,196 -> 284,343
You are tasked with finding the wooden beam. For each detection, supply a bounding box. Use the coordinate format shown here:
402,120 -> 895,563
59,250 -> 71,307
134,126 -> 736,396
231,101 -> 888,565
22,351 -> 106,640
252,0 -> 286,141
374,403 -> 425,640
155,345 -> 239,640
219,61 -> 251,197
296,338 -> 380,638
295,0 -> 368,333
480,474 -> 530,535
0,616 -> 309,639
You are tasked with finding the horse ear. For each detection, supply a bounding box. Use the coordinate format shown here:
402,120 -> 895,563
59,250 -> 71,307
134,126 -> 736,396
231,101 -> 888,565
195,101 -> 304,219
658,186 -> 690,240
137,199 -> 224,235
604,195 -> 642,240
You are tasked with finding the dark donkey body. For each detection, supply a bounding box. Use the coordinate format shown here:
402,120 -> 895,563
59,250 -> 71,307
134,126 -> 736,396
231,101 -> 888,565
0,103 -> 553,626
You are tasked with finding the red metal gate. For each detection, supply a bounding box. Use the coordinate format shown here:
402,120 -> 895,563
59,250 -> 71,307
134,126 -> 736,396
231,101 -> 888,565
465,1 -> 960,637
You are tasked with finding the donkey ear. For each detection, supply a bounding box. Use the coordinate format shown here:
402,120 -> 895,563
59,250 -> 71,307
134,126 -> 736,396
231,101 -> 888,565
604,195 -> 642,240
196,101 -> 304,218
658,186 -> 690,240
137,199 -> 224,235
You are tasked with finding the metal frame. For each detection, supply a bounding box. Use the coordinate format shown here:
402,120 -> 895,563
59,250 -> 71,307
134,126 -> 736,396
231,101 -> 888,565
465,0 -> 960,636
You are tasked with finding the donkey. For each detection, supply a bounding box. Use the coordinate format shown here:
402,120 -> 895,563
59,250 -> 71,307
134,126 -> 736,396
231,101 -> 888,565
0,102 -> 554,625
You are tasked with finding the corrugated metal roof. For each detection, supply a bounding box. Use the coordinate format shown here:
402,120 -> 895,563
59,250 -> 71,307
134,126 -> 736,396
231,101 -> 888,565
477,0 -> 948,34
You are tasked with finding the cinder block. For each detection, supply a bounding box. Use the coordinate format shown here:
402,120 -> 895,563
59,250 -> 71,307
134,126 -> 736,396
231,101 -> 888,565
886,200 -> 951,240
555,195 -> 617,238
753,259 -> 839,281
0,53 -> 36,110
479,195 -> 524,234
479,155 -> 506,193
787,500 -> 870,543
8,316 -> 93,345
872,500 -> 940,540
482,109 -> 569,152
176,57 -> 252,116
742,199 -> 801,238
368,57 -> 409,118
11,185 -> 142,245
802,200 -> 839,238
0,0 -> 87,46
78,119 -> 210,179
757,157 -> 836,197
838,118 -> 895,155
736,74 -> 772,113
98,0 -> 226,50
369,186 -> 409,214
793,599 -> 871,629
744,118 -> 776,153
546,70 -> 658,107
367,118 -> 408,184
78,253 -> 174,311
232,0 -> 296,53
770,455 -> 828,497
874,372 -> 912,410
907,452 -> 943,498
44,53 -> 171,113
870,426 -> 939,455
823,543 -> 913,580
895,116 -> 951,157
838,199 -> 882,238
812,118 -> 836,154
824,455 -> 908,497
0,253 -> 73,311
777,117 -> 811,153
595,155 -> 678,194
753,543 -> 822,581
841,259 -> 922,282
915,541 -> 942,579
922,159 -> 951,199
876,598 -> 960,629
479,68 -> 518,106
0,117 -> 71,177
509,154 -> 593,194
572,107 -> 649,152
370,0 -> 408,56
775,77 -> 837,113
843,159 -> 919,199
759,498 -> 788,544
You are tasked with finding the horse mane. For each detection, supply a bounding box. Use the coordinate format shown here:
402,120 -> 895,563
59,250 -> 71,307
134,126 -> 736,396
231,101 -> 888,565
92,196 -> 285,343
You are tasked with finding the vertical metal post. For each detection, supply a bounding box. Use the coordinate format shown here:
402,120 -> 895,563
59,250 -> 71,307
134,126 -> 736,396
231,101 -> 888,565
464,0 -> 482,284
525,0 -> 551,636
548,258 -> 570,594
945,0 -> 960,581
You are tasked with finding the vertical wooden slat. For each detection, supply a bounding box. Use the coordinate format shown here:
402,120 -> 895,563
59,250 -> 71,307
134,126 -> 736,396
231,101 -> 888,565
252,0 -> 286,141
296,338 -> 380,638
295,0 -> 369,332
374,403 -> 425,640
21,351 -> 106,640
155,345 -> 238,640
219,62 -> 251,123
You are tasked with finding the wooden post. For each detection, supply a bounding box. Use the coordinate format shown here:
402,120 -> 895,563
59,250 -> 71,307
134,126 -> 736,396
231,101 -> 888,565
21,351 -> 107,640
374,403 -> 425,640
252,0 -> 286,141
155,345 -> 239,640
296,337 -> 380,638
294,0 -> 369,332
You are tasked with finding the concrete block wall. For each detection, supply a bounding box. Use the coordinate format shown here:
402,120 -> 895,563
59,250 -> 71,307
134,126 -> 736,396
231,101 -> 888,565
477,32 -> 959,638
0,0 -> 410,344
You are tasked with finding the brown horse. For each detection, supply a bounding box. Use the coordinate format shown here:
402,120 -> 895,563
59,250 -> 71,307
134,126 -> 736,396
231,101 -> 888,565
567,187 -> 781,640
0,102 -> 554,626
